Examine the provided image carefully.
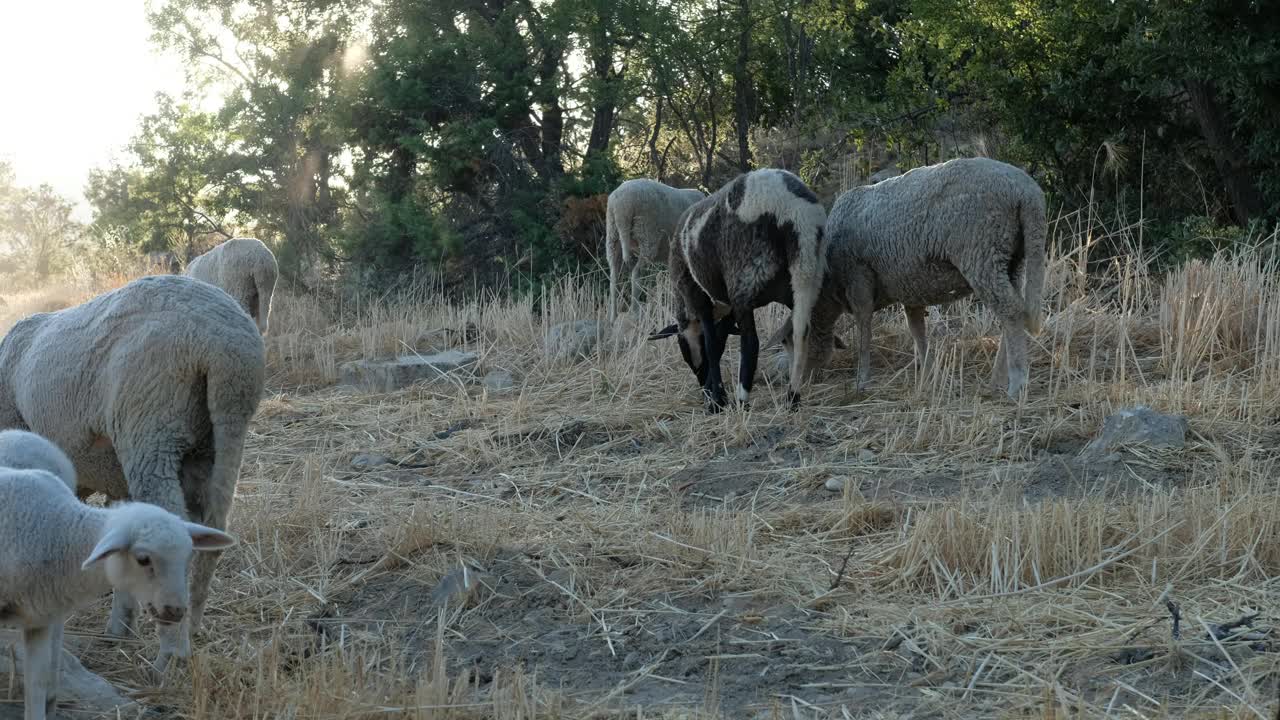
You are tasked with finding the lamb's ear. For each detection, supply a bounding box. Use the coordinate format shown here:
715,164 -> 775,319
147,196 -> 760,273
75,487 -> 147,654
185,522 -> 238,551
82,528 -> 131,569
648,323 -> 679,341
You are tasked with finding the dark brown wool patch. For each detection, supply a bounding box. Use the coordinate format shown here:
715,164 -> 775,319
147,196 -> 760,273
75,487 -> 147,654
727,176 -> 747,211
782,173 -> 818,204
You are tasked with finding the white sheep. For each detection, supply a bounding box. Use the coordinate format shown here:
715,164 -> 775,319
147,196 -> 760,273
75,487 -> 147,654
606,179 -> 706,321
185,237 -> 279,335
769,157 -> 1047,398
0,274 -> 265,671
1,430 -> 235,720
649,168 -> 828,412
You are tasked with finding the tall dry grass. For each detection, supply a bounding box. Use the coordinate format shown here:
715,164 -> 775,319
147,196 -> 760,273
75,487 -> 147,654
4,213 -> 1280,717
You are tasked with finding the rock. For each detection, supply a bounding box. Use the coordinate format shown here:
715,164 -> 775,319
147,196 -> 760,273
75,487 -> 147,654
0,636 -> 139,719
351,453 -> 392,470
338,350 -> 478,393
545,320 -> 600,361
482,369 -> 515,392
609,312 -> 639,349
1084,406 -> 1188,457
825,476 -> 851,493
857,449 -> 877,464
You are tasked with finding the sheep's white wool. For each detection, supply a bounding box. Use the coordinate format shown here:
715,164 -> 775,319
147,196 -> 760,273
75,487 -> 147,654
0,274 -> 264,669
771,157 -> 1047,398
186,237 -> 279,335
605,179 -> 705,321
0,429 -> 75,492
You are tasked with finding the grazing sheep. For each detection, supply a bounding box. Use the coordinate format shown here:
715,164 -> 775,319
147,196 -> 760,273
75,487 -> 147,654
649,168 -> 828,412
185,237 -> 279,335
769,157 -> 1047,398
0,274 -> 265,670
0,429 -> 76,492
606,179 -> 706,321
1,432 -> 235,720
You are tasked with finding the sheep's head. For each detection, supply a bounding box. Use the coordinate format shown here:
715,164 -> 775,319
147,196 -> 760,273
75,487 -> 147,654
82,503 -> 236,625
649,315 -> 740,387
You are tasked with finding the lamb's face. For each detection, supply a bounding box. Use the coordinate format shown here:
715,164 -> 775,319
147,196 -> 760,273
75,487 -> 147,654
84,505 -> 237,625
106,532 -> 194,624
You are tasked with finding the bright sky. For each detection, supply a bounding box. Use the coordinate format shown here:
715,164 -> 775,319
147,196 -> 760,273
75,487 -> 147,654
0,1 -> 185,219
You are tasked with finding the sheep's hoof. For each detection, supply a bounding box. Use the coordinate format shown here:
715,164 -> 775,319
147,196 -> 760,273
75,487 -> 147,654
45,694 -> 58,712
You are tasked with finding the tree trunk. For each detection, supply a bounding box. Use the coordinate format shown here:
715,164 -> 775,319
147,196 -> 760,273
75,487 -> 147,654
1184,79 -> 1265,226
585,12 -> 619,165
648,96 -> 665,180
537,42 -> 565,179
733,0 -> 753,172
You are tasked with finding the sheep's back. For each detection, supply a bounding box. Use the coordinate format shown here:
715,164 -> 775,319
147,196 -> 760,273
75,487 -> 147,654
830,158 -> 1039,307
1,276 -> 262,494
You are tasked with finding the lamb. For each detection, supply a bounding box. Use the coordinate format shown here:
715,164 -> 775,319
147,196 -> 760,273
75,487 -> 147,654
648,168 -> 828,412
768,157 -> 1047,398
606,179 -> 706,321
0,274 -> 265,671
1,430 -> 235,720
185,237 -> 279,335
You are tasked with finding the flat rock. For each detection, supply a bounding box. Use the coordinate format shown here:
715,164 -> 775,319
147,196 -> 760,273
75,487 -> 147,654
0,634 -> 140,719
1084,406 -> 1187,457
825,477 -> 851,493
351,453 -> 392,470
339,350 -> 478,393
482,369 -> 515,392
545,320 -> 600,361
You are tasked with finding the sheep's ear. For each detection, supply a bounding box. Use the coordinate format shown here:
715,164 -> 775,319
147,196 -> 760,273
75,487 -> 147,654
185,522 -> 238,551
648,324 -> 679,341
82,528 -> 131,569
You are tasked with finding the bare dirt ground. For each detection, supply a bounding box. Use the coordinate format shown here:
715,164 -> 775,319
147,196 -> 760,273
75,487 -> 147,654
5,226 -> 1280,718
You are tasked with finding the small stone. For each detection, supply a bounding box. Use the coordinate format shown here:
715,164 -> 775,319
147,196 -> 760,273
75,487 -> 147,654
824,477 -> 850,493
482,369 -> 515,392
1084,406 -> 1188,457
351,453 -> 392,470
858,449 -> 877,464
339,350 -> 478,393
545,320 -> 601,361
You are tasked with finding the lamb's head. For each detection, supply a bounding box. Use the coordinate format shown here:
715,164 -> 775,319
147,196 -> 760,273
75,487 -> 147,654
82,503 -> 236,625
0,429 -> 76,492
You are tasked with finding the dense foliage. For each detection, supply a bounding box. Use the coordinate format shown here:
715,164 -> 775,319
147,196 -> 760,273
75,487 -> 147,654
68,0 -> 1280,287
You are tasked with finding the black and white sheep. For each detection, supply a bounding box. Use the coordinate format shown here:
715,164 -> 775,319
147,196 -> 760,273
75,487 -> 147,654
0,275 -> 265,670
769,157 -> 1047,398
185,237 -> 279,335
650,168 -> 828,412
1,430 -> 236,719
606,179 -> 706,321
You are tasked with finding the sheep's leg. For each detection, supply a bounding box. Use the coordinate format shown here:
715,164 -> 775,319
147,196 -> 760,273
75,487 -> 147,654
695,302 -> 727,413
992,336 -> 1009,390
21,624 -> 53,720
905,306 -> 929,371
106,591 -> 137,638
855,305 -> 874,390
733,308 -> 759,408
962,257 -> 1030,399
630,259 -> 646,314
47,621 -> 63,712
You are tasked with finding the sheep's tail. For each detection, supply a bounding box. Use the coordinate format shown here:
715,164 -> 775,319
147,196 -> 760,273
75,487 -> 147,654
1020,189 -> 1048,336
606,205 -> 622,321
253,262 -> 277,336
788,208 -> 830,403
191,334 -> 265,630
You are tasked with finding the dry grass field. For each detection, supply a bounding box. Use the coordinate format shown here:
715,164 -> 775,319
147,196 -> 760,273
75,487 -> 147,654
5,214 -> 1280,718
